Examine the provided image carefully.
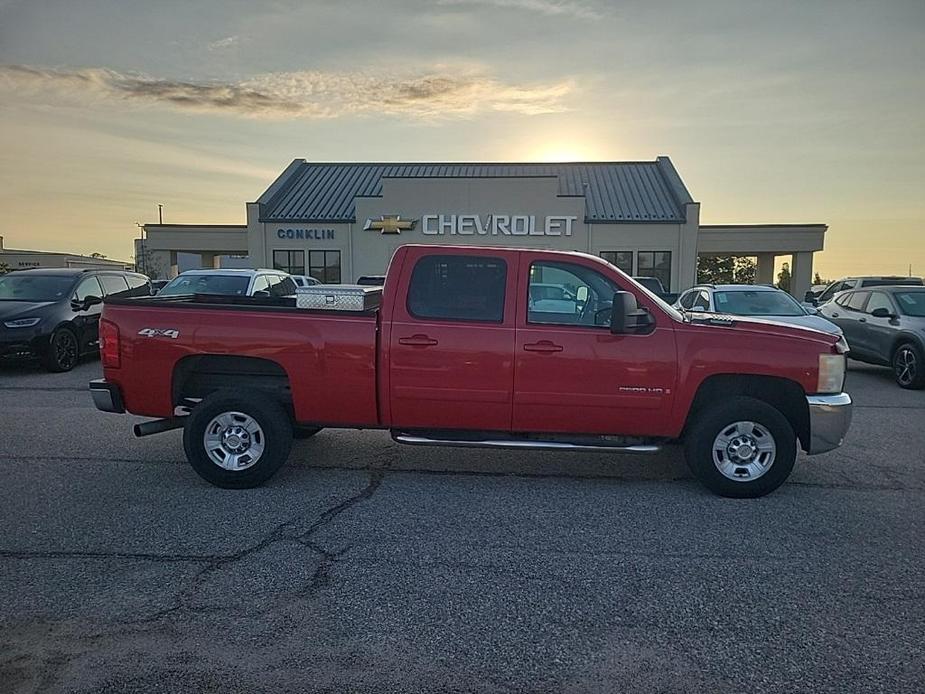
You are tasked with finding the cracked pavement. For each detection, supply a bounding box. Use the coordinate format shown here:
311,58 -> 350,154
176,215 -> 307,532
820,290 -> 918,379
0,358 -> 923,693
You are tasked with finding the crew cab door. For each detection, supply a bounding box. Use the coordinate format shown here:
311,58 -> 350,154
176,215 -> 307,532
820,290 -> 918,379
388,250 -> 517,431
513,255 -> 678,437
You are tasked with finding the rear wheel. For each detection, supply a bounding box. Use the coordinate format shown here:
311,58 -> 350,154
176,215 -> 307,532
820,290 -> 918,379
684,396 -> 796,498
892,342 -> 925,390
42,327 -> 79,372
183,390 -> 293,488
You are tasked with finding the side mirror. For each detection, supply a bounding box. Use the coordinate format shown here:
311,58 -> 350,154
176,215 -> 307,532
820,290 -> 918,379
73,295 -> 102,311
610,291 -> 654,335
804,291 -> 818,305
253,290 -> 270,298
870,307 -> 893,319
805,306 -> 820,315
576,286 -> 589,302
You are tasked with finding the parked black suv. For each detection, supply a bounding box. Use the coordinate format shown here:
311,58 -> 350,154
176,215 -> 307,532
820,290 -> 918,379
0,268 -> 151,371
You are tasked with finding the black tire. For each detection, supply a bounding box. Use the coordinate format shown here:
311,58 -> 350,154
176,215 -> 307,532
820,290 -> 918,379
684,396 -> 796,498
293,425 -> 322,439
41,327 -> 80,372
183,390 -> 293,489
892,341 -> 925,390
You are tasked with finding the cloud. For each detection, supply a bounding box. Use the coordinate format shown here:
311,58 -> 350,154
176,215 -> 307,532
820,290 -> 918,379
208,35 -> 240,51
0,64 -> 573,120
436,0 -> 602,20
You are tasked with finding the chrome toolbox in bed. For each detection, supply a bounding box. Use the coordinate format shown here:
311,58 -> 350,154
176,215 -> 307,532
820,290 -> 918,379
295,285 -> 382,311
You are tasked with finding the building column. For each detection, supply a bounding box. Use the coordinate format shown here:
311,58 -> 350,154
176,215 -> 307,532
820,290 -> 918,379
169,251 -> 179,279
790,251 -> 813,300
756,253 -> 775,285
200,252 -> 221,269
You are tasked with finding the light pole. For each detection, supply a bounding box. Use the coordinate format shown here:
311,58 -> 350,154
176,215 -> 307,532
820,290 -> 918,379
135,222 -> 146,275
157,203 -> 164,225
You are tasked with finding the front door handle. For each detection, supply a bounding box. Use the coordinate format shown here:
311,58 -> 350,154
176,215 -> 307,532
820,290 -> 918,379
831,312 -> 839,318
858,317 -> 867,323
399,334 -> 438,346
523,341 -> 564,353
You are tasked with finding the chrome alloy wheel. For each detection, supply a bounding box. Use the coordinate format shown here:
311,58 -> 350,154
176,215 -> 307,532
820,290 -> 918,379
203,411 -> 266,471
712,421 -> 777,482
894,345 -> 918,387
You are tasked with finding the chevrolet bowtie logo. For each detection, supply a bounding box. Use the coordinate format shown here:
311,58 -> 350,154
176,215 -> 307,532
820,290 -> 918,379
364,215 -> 416,234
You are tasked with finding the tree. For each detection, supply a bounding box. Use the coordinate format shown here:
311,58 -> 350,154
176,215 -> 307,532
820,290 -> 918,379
697,256 -> 757,285
0,261 -> 9,275
777,263 -> 792,293
90,252 -> 107,258
813,271 -> 831,286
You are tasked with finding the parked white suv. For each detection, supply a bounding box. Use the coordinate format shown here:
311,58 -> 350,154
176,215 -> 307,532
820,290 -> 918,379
675,284 -> 843,335
157,269 -> 296,297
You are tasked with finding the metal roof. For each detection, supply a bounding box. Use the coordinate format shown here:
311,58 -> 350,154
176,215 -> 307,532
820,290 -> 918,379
258,157 -> 693,224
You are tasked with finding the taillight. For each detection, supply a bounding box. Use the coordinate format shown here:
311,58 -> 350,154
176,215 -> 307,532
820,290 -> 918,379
100,319 -> 120,368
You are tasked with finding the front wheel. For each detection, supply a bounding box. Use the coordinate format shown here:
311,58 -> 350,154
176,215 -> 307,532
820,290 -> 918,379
183,390 -> 293,488
684,396 -> 796,498
42,327 -> 80,372
892,342 -> 925,390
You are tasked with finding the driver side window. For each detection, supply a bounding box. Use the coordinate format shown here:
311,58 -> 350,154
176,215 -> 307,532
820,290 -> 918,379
527,261 -> 619,327
74,276 -> 103,302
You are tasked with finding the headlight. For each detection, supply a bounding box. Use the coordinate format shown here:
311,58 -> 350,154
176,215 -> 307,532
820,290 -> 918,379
817,353 -> 846,394
3,317 -> 41,328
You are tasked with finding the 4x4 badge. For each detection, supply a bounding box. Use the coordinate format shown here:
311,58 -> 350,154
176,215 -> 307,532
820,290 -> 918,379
138,328 -> 179,339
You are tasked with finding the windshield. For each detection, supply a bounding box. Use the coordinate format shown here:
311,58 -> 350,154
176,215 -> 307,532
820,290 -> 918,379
894,291 -> 925,317
0,274 -> 76,302
158,274 -> 250,296
713,290 -> 805,316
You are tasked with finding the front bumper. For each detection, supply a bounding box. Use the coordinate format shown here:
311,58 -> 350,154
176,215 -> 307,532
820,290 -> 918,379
805,392 -> 852,454
89,378 -> 125,414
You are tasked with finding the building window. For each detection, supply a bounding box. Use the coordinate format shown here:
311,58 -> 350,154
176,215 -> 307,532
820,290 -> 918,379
600,251 -> 634,275
636,251 -> 672,290
309,250 -> 341,284
273,250 -> 305,276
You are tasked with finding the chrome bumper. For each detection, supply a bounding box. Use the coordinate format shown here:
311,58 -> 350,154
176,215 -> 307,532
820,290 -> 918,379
89,379 -> 125,414
805,393 -> 852,454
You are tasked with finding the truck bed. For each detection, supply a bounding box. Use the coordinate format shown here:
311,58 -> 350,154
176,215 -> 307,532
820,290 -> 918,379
102,295 -> 381,425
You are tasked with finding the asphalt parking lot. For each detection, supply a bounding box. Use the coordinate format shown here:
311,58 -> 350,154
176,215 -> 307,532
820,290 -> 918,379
0,357 -> 922,693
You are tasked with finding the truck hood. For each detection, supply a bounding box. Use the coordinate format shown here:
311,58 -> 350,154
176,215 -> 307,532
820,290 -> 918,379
0,300 -> 54,320
684,311 -> 840,345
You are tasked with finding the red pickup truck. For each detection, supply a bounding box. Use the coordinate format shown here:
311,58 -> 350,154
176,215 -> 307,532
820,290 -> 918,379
90,245 -> 852,497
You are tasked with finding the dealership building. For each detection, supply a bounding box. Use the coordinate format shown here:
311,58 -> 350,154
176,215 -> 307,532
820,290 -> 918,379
142,157 -> 828,298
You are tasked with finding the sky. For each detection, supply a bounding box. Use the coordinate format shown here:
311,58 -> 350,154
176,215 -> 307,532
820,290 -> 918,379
0,0 -> 922,279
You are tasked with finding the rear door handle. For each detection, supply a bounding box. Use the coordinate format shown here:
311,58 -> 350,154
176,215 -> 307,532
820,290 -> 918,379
523,341 -> 564,353
398,334 -> 438,346
831,312 -> 839,317
858,318 -> 866,323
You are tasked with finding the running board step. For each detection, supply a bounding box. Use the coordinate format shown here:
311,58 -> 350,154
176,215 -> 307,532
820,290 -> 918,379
392,433 -> 661,453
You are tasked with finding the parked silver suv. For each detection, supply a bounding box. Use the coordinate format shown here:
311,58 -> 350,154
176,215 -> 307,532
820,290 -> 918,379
819,286 -> 925,389
806,276 -> 923,307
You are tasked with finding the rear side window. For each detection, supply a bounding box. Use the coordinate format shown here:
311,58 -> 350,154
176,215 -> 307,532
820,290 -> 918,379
407,255 -> 507,322
834,292 -> 852,307
98,275 -> 130,297
847,291 -> 870,312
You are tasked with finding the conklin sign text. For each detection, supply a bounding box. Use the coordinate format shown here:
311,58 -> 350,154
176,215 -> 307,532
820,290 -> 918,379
277,228 -> 335,240
421,214 -> 577,237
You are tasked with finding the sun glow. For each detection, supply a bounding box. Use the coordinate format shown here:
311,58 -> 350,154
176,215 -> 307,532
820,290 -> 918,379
530,143 -> 598,162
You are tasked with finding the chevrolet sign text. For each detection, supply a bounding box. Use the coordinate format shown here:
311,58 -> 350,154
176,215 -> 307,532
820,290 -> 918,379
421,214 -> 576,237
